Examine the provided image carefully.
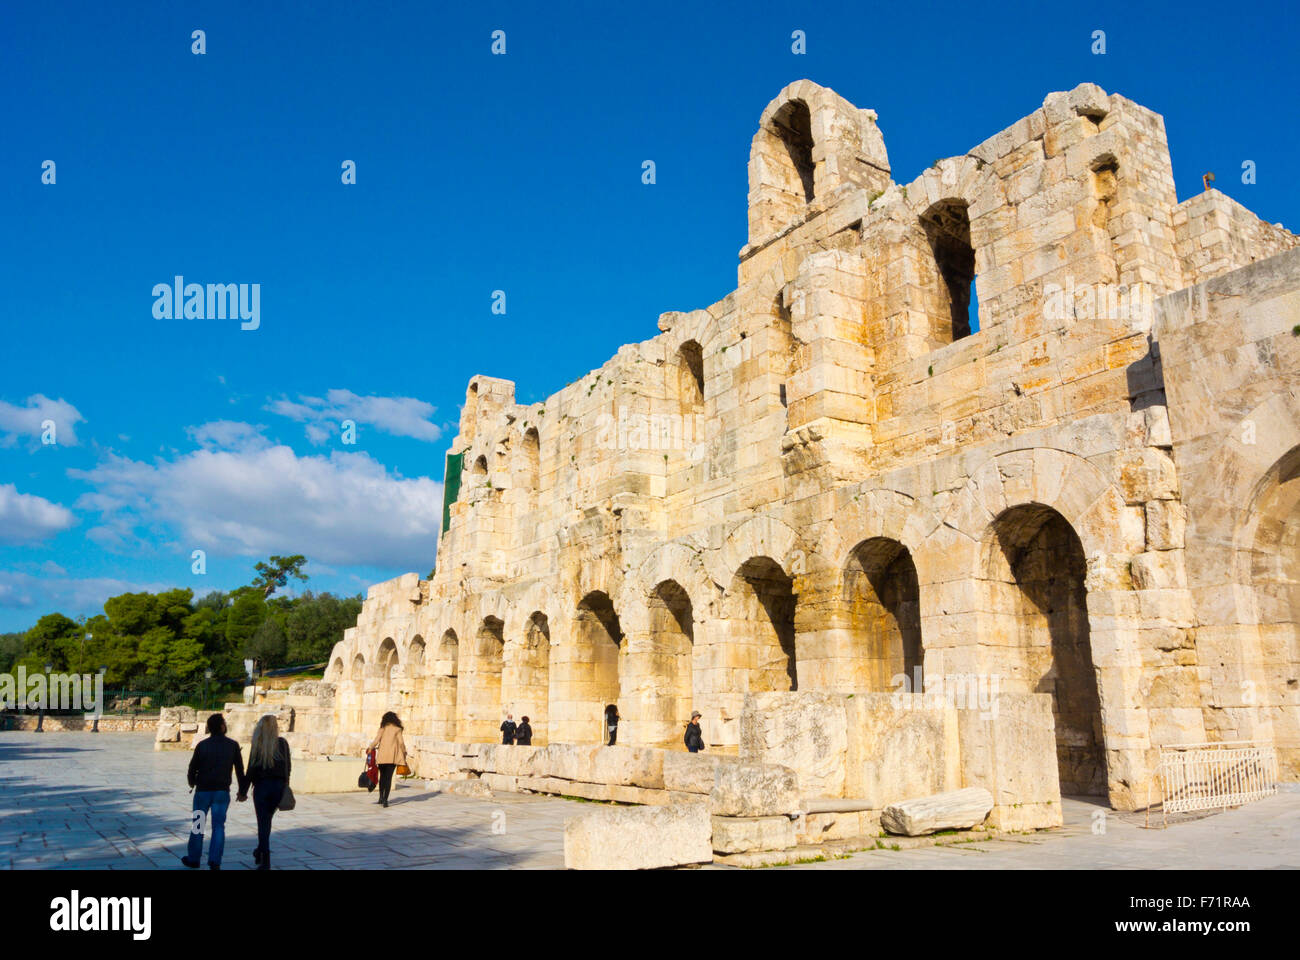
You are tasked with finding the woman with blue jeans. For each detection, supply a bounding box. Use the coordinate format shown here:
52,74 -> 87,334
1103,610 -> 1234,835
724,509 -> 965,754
246,715 -> 291,870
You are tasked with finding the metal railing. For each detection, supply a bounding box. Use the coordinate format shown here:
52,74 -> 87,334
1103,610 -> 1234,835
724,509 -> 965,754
1147,740 -> 1277,827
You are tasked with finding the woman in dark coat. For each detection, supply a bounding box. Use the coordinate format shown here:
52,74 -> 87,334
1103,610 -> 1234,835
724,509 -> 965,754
246,715 -> 291,870
515,716 -> 533,746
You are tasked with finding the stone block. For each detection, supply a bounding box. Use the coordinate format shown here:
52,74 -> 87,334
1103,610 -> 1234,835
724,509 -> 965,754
739,692 -> 848,797
844,692 -> 961,807
711,815 -> 797,854
710,763 -> 800,817
564,802 -> 712,870
881,787 -> 994,836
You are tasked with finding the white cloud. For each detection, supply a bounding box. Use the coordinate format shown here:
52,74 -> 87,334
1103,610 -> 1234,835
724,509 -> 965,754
266,389 -> 442,444
0,394 -> 85,446
186,420 -> 269,451
0,569 -> 170,614
0,484 -> 77,543
69,444 -> 442,569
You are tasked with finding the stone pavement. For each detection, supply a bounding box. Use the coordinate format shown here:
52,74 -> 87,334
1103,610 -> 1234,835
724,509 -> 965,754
3,733 -> 1298,870
768,791 -> 1300,870
0,733 -> 571,869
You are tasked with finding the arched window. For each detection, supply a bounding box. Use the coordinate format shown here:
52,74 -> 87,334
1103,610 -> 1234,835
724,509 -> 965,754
771,100 -> 815,204
678,340 -> 705,412
920,199 -> 977,341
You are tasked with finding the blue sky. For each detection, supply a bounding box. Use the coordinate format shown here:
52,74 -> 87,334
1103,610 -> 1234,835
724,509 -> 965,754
1,0 -> 1296,631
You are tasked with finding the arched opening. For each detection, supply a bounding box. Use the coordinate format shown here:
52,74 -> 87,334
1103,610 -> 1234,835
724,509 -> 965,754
472,455 -> 488,477
649,580 -> 695,733
432,629 -> 459,741
677,340 -> 705,412
727,558 -> 798,692
328,657 -> 344,683
771,100 -> 815,204
507,611 -> 550,744
987,504 -> 1105,796
844,538 -> 922,691
464,617 -> 505,741
920,199 -> 976,341
377,637 -> 398,690
1247,446 -> 1300,779
576,591 -> 623,737
350,654 -> 365,683
408,636 -> 425,674
523,427 -> 540,494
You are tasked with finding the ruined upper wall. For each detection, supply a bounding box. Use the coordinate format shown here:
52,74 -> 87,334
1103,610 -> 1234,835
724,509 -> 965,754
1175,189 -> 1300,287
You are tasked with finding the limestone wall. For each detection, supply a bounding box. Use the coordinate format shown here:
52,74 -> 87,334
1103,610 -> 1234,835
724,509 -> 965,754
318,81 -> 1300,813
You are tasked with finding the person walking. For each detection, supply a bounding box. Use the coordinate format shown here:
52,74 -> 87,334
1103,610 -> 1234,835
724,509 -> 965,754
684,710 -> 705,753
604,703 -> 620,746
515,716 -> 533,746
181,713 -> 248,870
500,713 -> 517,745
369,711 -> 407,807
246,714 -> 292,870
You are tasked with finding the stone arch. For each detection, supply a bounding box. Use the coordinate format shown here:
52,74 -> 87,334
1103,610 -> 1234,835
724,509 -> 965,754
717,514 -> 800,586
1237,444 -> 1300,778
430,628 -> 459,741
407,635 -> 426,677
376,637 -> 398,688
940,448 -> 1124,562
350,653 -> 365,683
747,80 -> 890,244
724,556 -> 798,693
328,657 -> 344,684
981,503 -> 1107,797
843,538 -> 923,692
677,340 -> 705,412
522,426 -> 540,494
919,198 -> 976,341
505,611 -> 551,745
552,591 -> 624,745
459,617 -> 505,742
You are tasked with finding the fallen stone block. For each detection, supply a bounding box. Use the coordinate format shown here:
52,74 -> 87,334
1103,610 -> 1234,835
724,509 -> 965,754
565,802 -> 712,869
711,763 -> 799,817
427,778 -> 493,799
881,787 -> 994,836
712,815 -> 796,854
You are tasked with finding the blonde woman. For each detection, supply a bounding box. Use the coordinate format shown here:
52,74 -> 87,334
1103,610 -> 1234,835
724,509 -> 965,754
246,715 -> 291,870
368,712 -> 407,808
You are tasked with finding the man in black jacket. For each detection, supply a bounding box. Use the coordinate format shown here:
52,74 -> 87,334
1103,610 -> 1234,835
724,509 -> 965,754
182,713 -> 248,870
500,713 -> 517,745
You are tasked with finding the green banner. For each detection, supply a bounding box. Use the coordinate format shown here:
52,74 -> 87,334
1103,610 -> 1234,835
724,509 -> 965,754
442,451 -> 464,533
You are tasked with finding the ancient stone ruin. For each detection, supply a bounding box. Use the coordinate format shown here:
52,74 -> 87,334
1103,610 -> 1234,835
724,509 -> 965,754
296,80 -> 1298,848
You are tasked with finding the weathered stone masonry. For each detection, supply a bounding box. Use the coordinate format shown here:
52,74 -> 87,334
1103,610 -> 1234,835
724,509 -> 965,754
321,81 -> 1300,811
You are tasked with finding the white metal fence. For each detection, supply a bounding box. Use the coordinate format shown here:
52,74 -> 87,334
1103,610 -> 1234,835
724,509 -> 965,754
1149,741 -> 1277,825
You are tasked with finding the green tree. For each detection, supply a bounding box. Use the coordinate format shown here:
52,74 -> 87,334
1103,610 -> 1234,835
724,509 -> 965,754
225,592 -> 266,657
246,616 -> 287,668
167,636 -> 209,680
0,632 -> 27,673
252,554 -> 308,598
137,626 -> 175,675
103,592 -> 161,636
25,613 -> 80,670
285,592 -> 361,663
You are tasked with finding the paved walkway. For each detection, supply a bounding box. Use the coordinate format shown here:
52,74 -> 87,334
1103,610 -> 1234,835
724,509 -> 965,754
772,791 -> 1300,870
3,733 -> 1298,869
0,733 -> 571,869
